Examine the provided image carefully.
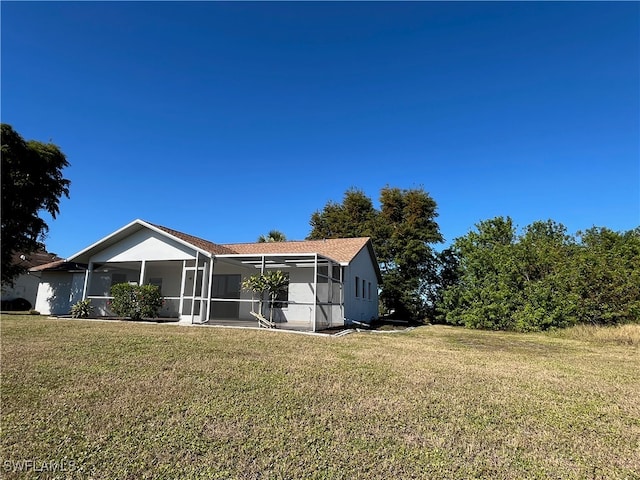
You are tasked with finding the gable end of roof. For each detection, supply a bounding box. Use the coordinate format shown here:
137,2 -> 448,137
149,223 -> 236,255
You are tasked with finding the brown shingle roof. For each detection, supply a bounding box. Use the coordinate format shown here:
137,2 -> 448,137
222,237 -> 371,264
151,223 -> 236,255
30,260 -> 87,272
11,250 -> 62,269
148,222 -> 375,268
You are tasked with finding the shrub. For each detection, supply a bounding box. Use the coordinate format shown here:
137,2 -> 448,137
71,299 -> 93,318
110,283 -> 163,320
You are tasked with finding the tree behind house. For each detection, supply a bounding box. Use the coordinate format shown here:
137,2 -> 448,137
308,186 -> 443,321
1,124 -> 70,286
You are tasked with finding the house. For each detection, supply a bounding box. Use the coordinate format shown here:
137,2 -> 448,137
1,250 -> 62,311
31,220 -> 381,331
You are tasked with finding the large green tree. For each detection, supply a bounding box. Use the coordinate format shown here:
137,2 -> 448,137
1,124 -> 70,285
308,188 -> 376,240
438,216 -> 521,330
438,217 -> 639,331
512,220 -> 580,330
574,227 -> 640,324
308,186 -> 443,321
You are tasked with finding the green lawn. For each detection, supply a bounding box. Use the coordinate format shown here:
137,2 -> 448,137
1,315 -> 638,479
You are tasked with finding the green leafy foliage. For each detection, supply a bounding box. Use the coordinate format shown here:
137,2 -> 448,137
70,299 -> 93,318
242,270 -> 289,322
309,188 -> 377,240
1,124 -> 70,286
257,230 -> 287,242
308,186 -> 443,321
439,218 -> 639,331
575,227 -> 640,324
109,283 -> 163,320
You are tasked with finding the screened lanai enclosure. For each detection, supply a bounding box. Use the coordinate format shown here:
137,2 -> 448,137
33,220 -> 379,331
84,253 -> 345,331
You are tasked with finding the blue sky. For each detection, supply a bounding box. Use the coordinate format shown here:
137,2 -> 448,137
2,1 -> 638,258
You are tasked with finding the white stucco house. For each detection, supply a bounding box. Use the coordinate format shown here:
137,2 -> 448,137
32,220 -> 380,331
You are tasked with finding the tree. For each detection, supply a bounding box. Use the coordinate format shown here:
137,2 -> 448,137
376,186 -> 443,320
437,217 -> 640,331
308,186 -> 443,321
308,188 -> 376,240
438,216 -> 520,330
1,124 -> 70,286
257,230 -> 287,243
574,227 -> 640,324
511,220 -> 579,330
242,270 -> 289,324
428,247 -> 460,323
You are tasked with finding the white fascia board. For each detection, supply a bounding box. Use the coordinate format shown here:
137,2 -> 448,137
215,253 -> 318,259
216,253 -> 342,264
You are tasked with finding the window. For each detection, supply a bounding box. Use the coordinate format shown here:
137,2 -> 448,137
355,276 -> 360,297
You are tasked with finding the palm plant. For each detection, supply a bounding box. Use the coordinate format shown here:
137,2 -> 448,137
257,230 -> 287,243
242,270 -> 289,324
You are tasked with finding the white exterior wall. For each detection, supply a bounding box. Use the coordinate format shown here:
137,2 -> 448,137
34,272 -> 85,315
143,263 -> 182,297
144,262 -> 182,317
1,273 -> 41,309
343,248 -> 379,324
90,229 -> 196,263
279,267 -> 315,327
88,265 -> 140,297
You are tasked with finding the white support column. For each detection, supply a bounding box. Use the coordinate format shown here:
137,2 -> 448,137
327,260 -> 333,328
178,260 -> 187,319
205,257 -> 214,323
199,257 -> 208,323
312,254 -> 318,332
139,260 -> 146,286
340,265 -> 344,322
82,262 -> 92,300
260,256 -> 266,317
191,252 -> 198,324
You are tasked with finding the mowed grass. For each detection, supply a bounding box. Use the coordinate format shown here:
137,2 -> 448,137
1,316 -> 639,479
